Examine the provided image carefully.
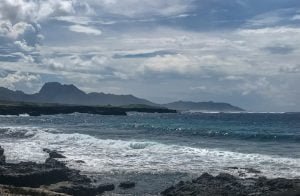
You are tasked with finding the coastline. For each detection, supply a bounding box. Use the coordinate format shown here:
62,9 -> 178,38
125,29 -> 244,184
1,146 -> 300,196
0,102 -> 176,116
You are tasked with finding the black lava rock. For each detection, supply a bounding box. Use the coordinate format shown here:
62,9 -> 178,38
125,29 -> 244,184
97,184 -> 115,193
43,148 -> 66,159
162,173 -> 300,196
119,181 -> 135,189
0,146 -> 5,165
0,146 -> 115,196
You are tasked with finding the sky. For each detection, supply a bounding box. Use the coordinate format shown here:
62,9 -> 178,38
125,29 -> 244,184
0,0 -> 300,112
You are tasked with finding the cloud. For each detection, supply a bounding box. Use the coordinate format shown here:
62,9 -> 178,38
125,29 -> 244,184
43,54 -> 107,72
221,75 -> 244,81
54,16 -> 91,25
36,24 -> 300,79
0,20 -> 42,63
0,0 -> 74,23
279,64 -> 300,73
0,70 -> 41,92
263,45 -> 295,55
0,20 -> 42,46
238,26 -> 300,35
244,8 -> 296,28
86,0 -> 194,18
69,24 -> 102,35
0,0 -> 77,64
292,14 -> 300,20
189,86 -> 207,91
140,54 -> 200,74
113,50 -> 176,59
41,54 -> 131,80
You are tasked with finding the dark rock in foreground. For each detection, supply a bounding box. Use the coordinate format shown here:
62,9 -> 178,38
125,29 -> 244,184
0,146 -> 5,165
43,148 -> 66,159
119,181 -> 135,189
162,173 -> 300,196
97,184 -> 115,193
0,185 -> 68,196
0,148 -> 114,196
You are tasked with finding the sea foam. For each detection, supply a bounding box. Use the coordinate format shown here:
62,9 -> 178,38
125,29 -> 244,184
0,126 -> 299,179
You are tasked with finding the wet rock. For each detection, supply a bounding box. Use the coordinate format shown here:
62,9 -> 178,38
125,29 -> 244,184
43,148 -> 66,159
0,146 -> 114,196
162,172 -> 300,196
97,183 -> 115,193
0,156 -> 4,165
0,162 -> 69,187
0,146 -> 5,165
226,166 -> 239,170
0,146 -> 4,156
0,185 -> 68,196
49,183 -> 115,196
45,157 -> 66,168
161,185 -> 176,196
51,184 -> 98,196
216,173 -> 238,181
119,181 -> 135,189
75,160 -> 85,164
243,167 -> 262,174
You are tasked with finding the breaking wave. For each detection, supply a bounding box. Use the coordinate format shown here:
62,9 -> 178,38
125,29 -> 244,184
0,126 -> 299,179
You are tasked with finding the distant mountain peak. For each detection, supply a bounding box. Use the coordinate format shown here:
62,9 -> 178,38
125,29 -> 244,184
0,82 -> 244,111
0,82 -> 156,107
39,82 -> 85,95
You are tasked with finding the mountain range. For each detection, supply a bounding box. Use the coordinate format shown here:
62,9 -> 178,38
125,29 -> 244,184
0,82 -> 244,111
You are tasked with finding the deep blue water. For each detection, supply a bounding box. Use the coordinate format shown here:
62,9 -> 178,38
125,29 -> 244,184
0,112 -> 299,194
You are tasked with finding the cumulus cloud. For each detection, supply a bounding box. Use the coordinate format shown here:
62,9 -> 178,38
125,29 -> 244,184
0,70 -> 41,92
41,54 -> 120,79
0,0 -> 76,63
0,20 -> 42,47
140,54 -> 198,74
0,0 -> 74,23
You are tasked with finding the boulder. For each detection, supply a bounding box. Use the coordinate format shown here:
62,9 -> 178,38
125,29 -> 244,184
49,183 -> 115,196
97,184 -> 115,193
43,148 -> 66,159
0,146 -> 5,165
0,146 -> 4,156
51,184 -> 98,196
119,181 -> 135,189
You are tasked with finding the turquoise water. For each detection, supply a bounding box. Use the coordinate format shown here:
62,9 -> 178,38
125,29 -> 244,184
0,112 -> 299,194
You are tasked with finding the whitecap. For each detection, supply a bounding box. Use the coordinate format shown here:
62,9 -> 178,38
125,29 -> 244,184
1,130 -> 299,179
19,113 -> 30,117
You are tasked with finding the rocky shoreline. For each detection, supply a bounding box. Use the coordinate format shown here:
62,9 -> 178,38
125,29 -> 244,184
161,173 -> 300,196
0,146 -> 117,196
0,104 -> 176,116
1,145 -> 300,196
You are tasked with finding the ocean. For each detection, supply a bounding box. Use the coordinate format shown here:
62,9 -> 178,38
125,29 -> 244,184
0,112 -> 299,195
